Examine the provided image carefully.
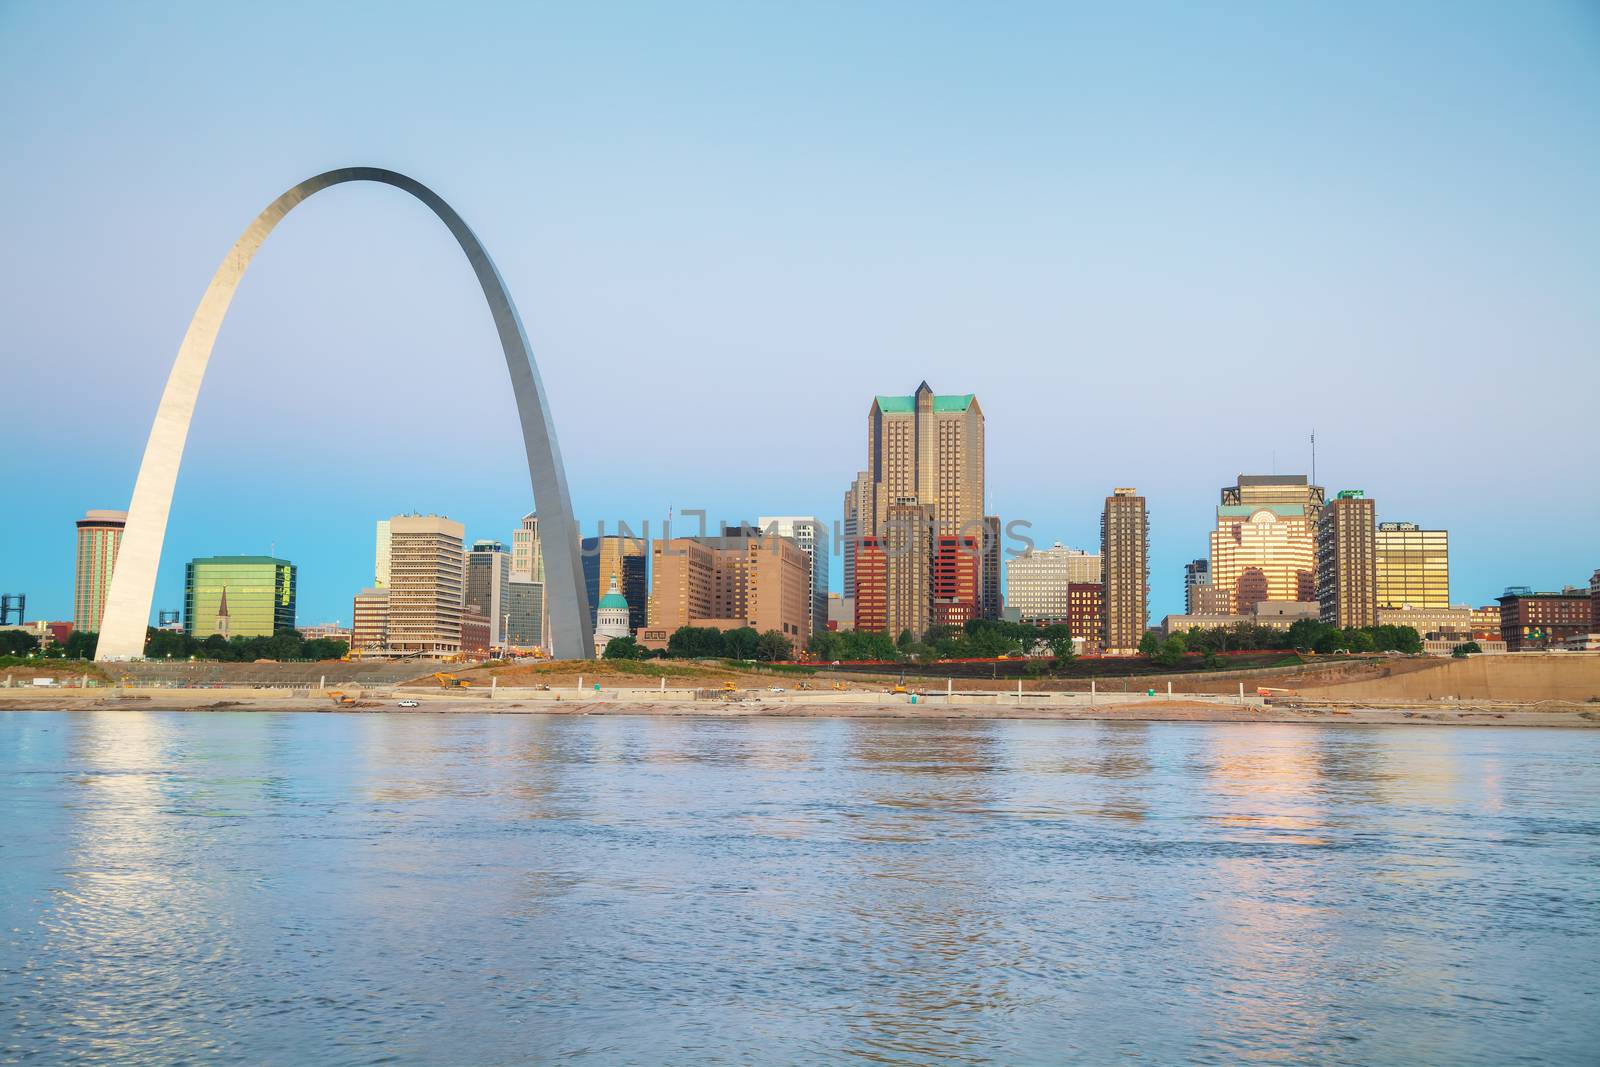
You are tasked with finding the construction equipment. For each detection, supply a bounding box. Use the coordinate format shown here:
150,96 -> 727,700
327,690 -> 356,706
433,672 -> 472,689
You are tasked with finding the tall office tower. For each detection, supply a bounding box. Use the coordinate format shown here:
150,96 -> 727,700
645,531 -> 812,648
759,516 -> 830,641
1006,542 -> 1102,622
1209,474 -> 1324,614
853,538 -> 888,634
980,515 -> 1002,620
351,587 -> 389,654
857,382 -> 985,638
510,512 -> 547,643
1100,488 -> 1148,654
510,512 -> 544,581
880,503 -> 936,639
74,509 -> 127,633
466,540 -> 512,647
841,472 -> 871,609
582,535 -> 647,631
866,382 -> 984,538
933,535 -> 980,628
1317,491 -> 1378,628
386,514 -> 466,655
506,580 -> 544,649
184,556 -> 296,638
1375,522 -> 1450,609
374,519 -> 392,588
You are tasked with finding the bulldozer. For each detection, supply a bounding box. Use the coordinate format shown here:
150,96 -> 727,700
433,672 -> 472,689
327,690 -> 356,706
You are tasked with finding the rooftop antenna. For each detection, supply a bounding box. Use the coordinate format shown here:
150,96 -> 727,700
1311,428 -> 1317,487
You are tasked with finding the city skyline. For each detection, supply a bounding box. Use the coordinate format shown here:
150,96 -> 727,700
3,3 -> 1597,627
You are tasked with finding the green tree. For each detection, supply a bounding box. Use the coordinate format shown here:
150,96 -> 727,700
896,629 -> 914,650
1040,624 -> 1076,663
1153,633 -> 1187,667
1138,630 -> 1160,656
603,635 -> 644,659
1452,640 -> 1481,657
755,630 -> 792,662
0,630 -> 39,656
667,626 -> 725,658
722,627 -> 760,660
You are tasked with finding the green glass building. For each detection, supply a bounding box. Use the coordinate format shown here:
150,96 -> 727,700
184,556 -> 296,638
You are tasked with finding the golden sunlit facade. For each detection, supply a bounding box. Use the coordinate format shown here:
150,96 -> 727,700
1208,475 -> 1322,614
1375,522 -> 1449,610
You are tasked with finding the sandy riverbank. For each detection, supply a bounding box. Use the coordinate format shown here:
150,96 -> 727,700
3,689 -> 1598,727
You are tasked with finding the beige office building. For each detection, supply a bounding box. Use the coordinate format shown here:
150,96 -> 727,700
1375,522 -> 1449,610
351,587 -> 389,655
1210,475 -> 1323,614
866,382 -> 984,540
1101,488 -> 1148,654
385,514 -> 466,655
854,383 -> 987,635
1317,492 -> 1377,628
1005,542 -> 1101,622
1378,605 -> 1473,639
511,512 -> 544,582
647,532 -> 811,649
74,509 -> 127,633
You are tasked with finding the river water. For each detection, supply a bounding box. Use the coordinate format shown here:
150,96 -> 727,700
2,710 -> 1596,1065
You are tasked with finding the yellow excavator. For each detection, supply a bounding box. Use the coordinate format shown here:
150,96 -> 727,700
327,690 -> 356,706
433,672 -> 472,689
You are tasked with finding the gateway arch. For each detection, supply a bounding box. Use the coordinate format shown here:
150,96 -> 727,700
94,167 -> 594,661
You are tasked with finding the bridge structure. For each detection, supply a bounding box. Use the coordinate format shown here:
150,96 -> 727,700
94,167 -> 593,661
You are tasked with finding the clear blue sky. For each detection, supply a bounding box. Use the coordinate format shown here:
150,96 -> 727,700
2,1 -> 1596,626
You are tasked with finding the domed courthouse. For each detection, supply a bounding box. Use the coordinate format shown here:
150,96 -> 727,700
594,574 -> 631,655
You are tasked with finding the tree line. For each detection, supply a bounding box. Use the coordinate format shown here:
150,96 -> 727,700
0,628 -> 350,662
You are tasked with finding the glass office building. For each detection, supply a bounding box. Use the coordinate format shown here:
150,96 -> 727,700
184,556 -> 296,638
1375,523 -> 1449,610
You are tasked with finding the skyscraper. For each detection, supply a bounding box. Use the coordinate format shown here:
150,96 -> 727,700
882,503 -> 936,639
511,512 -> 544,582
855,382 -> 985,636
759,515 -> 829,641
980,515 -> 1002,620
74,509 -> 126,633
1101,488 -> 1148,654
506,580 -> 544,650
841,472 -> 871,616
184,556 -> 296,638
1317,491 -> 1377,628
386,515 -> 466,655
582,534 -> 648,632
1209,475 -> 1324,614
866,382 -> 984,540
466,540 -> 512,647
374,518 -> 392,588
1375,522 -> 1450,609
